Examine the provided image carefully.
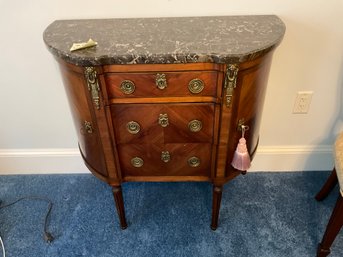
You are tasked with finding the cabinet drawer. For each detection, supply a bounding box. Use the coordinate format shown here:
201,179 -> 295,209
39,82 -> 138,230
118,143 -> 211,177
111,103 -> 215,144
105,71 -> 218,98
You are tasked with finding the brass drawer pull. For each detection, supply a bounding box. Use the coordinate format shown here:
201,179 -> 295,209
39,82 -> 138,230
158,113 -> 169,127
188,78 -> 204,94
188,120 -> 202,132
84,120 -> 93,134
156,73 -> 167,90
131,157 -> 144,168
120,80 -> 135,94
188,156 -> 200,167
161,151 -> 171,163
126,121 -> 140,134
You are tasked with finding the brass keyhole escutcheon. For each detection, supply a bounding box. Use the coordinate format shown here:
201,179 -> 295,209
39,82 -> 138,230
156,73 -> 167,90
158,113 -> 169,127
188,120 -> 202,132
126,121 -> 140,134
120,80 -> 135,94
188,78 -> 204,94
83,120 -> 93,134
161,151 -> 171,163
188,156 -> 200,167
131,157 -> 144,168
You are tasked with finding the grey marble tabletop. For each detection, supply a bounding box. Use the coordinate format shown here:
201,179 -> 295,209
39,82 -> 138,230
43,15 -> 285,66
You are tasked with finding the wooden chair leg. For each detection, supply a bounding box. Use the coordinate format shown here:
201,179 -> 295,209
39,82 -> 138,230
316,168 -> 338,201
317,195 -> 343,257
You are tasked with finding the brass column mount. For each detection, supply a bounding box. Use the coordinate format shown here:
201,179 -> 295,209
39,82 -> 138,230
84,67 -> 101,110
224,64 -> 239,107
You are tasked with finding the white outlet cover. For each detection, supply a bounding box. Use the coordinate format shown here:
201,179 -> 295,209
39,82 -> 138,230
293,91 -> 313,114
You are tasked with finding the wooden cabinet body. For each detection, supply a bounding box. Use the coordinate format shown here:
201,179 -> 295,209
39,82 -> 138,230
44,16 -> 285,229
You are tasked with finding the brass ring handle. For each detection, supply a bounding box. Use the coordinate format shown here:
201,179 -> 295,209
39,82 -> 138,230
131,157 -> 144,167
188,78 -> 204,94
158,113 -> 169,127
126,121 -> 140,134
161,151 -> 171,163
156,73 -> 167,90
120,80 -> 135,94
188,156 -> 200,167
188,120 -> 202,132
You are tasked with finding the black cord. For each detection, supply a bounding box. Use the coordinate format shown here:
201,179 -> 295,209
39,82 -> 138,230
0,197 -> 54,243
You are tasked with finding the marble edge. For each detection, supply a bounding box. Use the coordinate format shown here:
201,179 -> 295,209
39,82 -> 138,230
45,46 -> 280,66
43,15 -> 286,66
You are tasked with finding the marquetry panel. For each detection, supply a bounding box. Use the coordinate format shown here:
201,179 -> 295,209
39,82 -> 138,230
110,103 -> 215,144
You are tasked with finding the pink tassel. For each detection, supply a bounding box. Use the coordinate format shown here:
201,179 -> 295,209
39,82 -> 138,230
231,125 -> 251,171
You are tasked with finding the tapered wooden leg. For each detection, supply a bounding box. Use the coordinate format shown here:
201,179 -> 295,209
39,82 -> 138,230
112,186 -> 128,229
316,169 -> 338,201
211,185 -> 223,230
317,195 -> 343,257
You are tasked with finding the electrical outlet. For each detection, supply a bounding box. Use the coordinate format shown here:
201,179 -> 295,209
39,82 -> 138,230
293,91 -> 313,114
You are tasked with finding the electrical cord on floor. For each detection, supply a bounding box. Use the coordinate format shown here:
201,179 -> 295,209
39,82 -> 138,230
0,197 -> 54,244
0,234 -> 5,257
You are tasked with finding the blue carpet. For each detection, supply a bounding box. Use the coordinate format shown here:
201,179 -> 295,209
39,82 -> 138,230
0,171 -> 342,257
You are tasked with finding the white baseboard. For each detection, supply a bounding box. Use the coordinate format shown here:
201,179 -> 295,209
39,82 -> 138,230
249,145 -> 333,172
0,146 -> 334,175
0,149 -> 89,175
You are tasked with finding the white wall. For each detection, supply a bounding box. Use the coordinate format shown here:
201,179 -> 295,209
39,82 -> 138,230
0,0 -> 343,173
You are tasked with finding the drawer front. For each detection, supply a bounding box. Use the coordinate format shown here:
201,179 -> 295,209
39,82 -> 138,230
111,103 -> 215,144
118,143 -> 211,177
105,71 -> 218,98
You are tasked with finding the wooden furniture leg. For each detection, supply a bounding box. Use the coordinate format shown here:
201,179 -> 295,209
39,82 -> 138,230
317,195 -> 343,257
316,169 -> 338,201
112,186 -> 128,229
211,185 -> 223,230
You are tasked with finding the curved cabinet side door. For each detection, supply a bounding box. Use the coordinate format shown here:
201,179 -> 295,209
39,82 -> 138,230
58,62 -> 108,177
227,52 -> 274,171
